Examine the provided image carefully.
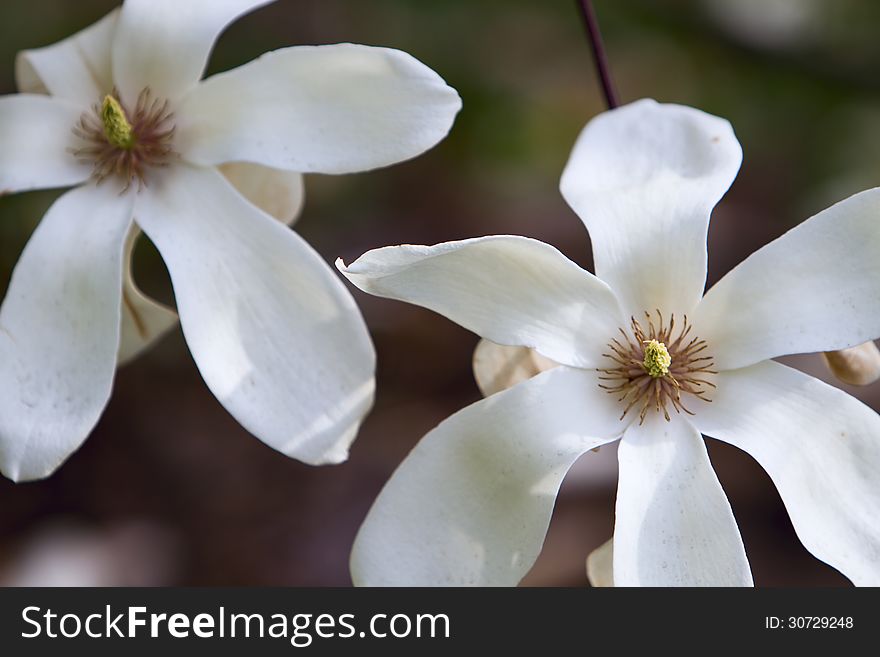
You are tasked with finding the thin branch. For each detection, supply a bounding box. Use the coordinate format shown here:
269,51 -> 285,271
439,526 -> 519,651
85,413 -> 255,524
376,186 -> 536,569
575,0 -> 619,109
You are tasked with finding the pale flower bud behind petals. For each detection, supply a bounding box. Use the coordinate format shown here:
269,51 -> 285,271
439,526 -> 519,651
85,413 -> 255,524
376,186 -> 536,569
586,538 -> 614,588
472,339 -> 560,398
822,341 -> 880,386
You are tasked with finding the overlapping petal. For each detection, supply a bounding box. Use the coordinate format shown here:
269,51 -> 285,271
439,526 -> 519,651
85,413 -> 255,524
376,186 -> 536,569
15,9 -> 117,104
351,366 -> 624,586
113,0 -> 273,104
560,99 -> 742,318
694,360 -> 880,585
0,185 -> 132,481
472,339 -> 559,397
118,163 -> 305,365
135,165 -> 374,465
613,414 -> 753,586
338,236 -> 624,369
219,162 -> 304,226
823,342 -> 880,386
695,188 -> 880,370
0,95 -> 92,193
177,44 -> 461,174
586,538 -> 614,587
117,229 -> 178,366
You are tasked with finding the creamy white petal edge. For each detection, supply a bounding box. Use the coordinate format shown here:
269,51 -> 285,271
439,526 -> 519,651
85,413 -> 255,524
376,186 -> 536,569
0,95 -> 91,193
586,538 -> 614,587
614,414 -> 753,586
112,0 -> 274,104
338,236 -> 624,369
15,8 -> 117,104
118,229 -> 178,366
118,163 -> 304,365
351,366 -> 624,586
135,165 -> 375,465
472,338 -> 559,397
561,99 -> 742,319
695,188 -> 880,370
219,162 -> 304,226
694,360 -> 880,585
0,185 -> 132,481
823,342 -> 880,387
177,44 -> 462,174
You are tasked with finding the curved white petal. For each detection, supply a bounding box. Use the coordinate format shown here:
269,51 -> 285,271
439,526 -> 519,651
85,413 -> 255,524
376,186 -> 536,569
135,165 -> 374,465
15,9 -> 117,104
118,228 -> 178,366
472,338 -> 559,398
693,360 -> 880,586
0,95 -> 92,193
112,0 -> 273,104
0,185 -> 133,482
561,99 -> 742,318
351,366 -> 624,586
586,538 -> 614,587
695,189 -> 880,370
614,413 -> 753,586
338,236 -> 624,369
823,342 -> 880,386
178,44 -> 461,174
219,162 -> 304,226
119,161 -> 304,366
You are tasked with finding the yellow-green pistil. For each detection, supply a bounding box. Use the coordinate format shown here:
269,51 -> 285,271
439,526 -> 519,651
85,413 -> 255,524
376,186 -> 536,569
642,339 -> 671,378
100,95 -> 135,149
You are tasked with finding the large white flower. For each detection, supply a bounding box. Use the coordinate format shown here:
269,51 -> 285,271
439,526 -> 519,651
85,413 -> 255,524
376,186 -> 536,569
0,0 -> 461,482
338,99 -> 880,587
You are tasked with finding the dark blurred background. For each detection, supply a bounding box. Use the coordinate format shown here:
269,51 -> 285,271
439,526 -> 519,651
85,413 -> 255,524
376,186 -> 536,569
1,0 -> 879,586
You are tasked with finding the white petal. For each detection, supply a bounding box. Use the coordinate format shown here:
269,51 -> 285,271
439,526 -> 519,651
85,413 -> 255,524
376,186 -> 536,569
15,9 -> 117,104
177,44 -> 461,174
119,161 -> 305,366
219,162 -> 304,226
0,95 -> 91,193
693,360 -> 880,586
0,185 -> 133,482
823,342 -> 880,386
112,0 -> 273,104
351,366 -> 624,586
560,99 -> 742,318
338,236 -> 624,369
586,538 -> 614,587
614,413 -> 753,586
695,189 -> 880,370
472,338 -> 559,397
135,165 -> 375,465
118,228 -> 178,366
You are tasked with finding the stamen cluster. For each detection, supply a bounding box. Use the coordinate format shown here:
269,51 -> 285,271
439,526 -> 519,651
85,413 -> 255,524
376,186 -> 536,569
599,311 -> 716,424
72,88 -> 177,191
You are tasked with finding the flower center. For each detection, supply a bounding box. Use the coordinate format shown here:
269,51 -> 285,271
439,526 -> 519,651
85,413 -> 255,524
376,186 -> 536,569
599,311 -> 717,424
72,88 -> 177,191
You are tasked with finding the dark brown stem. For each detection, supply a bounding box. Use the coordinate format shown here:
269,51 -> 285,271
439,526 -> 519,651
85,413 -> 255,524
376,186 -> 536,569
575,0 -> 619,109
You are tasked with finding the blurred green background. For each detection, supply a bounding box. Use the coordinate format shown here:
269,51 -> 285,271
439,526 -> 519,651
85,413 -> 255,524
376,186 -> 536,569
1,0 -> 879,585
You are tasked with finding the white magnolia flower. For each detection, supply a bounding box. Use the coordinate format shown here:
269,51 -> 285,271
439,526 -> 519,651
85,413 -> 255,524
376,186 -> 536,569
339,99 -> 880,586
0,0 -> 461,481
